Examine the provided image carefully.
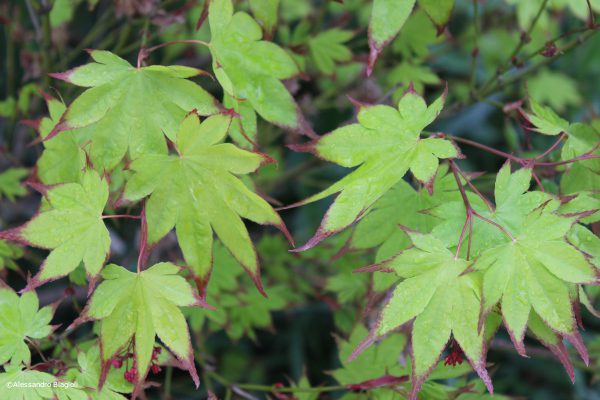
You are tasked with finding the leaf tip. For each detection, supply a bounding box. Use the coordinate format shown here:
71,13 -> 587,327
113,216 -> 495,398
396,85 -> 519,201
347,332 -> 375,362
366,43 -> 380,77
290,229 -> 331,253
565,330 -> 589,366
472,359 -> 494,395
48,70 -> 73,83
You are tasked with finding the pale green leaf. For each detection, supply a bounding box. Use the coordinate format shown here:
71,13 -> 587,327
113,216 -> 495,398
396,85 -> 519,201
418,0 -> 455,28
124,113 -> 286,290
249,0 -> 279,35
49,50 -> 219,170
86,263 -> 199,387
0,168 -> 28,202
524,98 -> 570,136
308,29 -> 353,75
295,89 -> 451,250
209,0 -> 303,130
0,289 -> 53,366
368,0 -> 416,72
7,170 -> 110,287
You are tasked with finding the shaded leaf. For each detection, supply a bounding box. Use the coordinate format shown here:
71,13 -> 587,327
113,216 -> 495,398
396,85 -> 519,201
308,29 -> 353,75
208,0 -> 307,133
0,289 -> 53,366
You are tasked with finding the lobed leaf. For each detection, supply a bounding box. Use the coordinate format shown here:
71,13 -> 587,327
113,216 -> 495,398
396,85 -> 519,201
124,113 -> 290,295
208,0 -> 310,134
0,170 -> 110,289
290,88 -> 455,251
368,0 -> 416,74
373,233 -> 492,398
85,263 -> 200,392
0,288 -> 53,367
48,50 -> 220,171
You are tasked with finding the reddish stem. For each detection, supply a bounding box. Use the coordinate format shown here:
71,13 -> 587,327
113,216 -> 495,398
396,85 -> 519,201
531,170 -> 546,192
472,210 -> 517,241
450,135 -> 599,169
137,40 -> 210,68
453,164 -> 495,212
451,136 -> 520,162
137,206 -> 148,273
449,161 -> 517,259
101,214 -> 142,220
455,209 -> 473,259
534,133 -> 566,160
535,143 -> 600,166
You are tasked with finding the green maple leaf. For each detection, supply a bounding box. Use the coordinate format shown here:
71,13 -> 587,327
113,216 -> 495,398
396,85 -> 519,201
0,168 -> 28,202
528,311 -> 577,382
248,0 -> 280,37
527,70 -> 582,112
387,62 -> 440,99
350,165 -> 459,262
208,0 -> 307,134
429,163 -> 596,363
471,165 -> 597,357
476,212 -> 595,354
0,365 -> 88,400
66,346 -> 132,400
561,122 -> 600,173
290,89 -> 458,250
186,241 -> 288,341
418,0 -> 455,29
332,325 -> 407,388
0,170 -> 110,289
431,164 -> 553,257
124,112 -> 289,294
48,50 -> 220,170
35,93 -> 86,185
522,98 -> 570,136
0,240 -> 23,272
0,288 -> 53,366
308,29 -> 353,75
392,10 -> 442,59
367,0 -> 416,74
80,262 -> 202,390
0,367 -> 56,399
374,232 -> 492,397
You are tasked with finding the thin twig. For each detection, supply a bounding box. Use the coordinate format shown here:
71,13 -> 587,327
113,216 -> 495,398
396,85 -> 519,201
449,134 -> 599,168
101,214 -> 143,220
478,0 -> 550,94
449,160 -> 516,258
137,40 -> 211,69
136,206 -> 148,273
477,28 -> 600,99
469,0 -> 480,91
24,0 -> 41,39
534,133 -> 566,160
